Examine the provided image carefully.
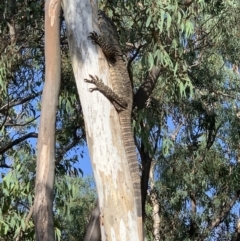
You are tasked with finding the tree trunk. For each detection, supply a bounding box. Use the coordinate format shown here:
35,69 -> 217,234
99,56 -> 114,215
84,200 -> 101,241
149,162 -> 160,241
62,1 -> 143,240
34,0 -> 61,240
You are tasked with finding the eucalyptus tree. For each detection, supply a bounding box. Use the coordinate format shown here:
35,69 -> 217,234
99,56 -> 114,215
95,0 -> 240,240
1,0 -> 240,240
0,0 -> 86,240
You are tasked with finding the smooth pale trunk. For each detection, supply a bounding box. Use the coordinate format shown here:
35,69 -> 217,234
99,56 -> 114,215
34,0 -> 61,240
62,1 -> 142,240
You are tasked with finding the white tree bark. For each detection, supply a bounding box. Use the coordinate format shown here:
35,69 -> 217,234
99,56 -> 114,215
62,1 -> 142,240
150,162 -> 160,241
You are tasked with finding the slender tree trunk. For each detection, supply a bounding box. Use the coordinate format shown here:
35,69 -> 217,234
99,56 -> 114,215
34,0 -> 61,240
84,200 -> 101,241
62,1 -> 143,240
149,162 -> 160,241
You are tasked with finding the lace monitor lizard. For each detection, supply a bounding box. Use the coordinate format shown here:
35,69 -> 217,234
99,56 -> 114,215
84,10 -> 142,218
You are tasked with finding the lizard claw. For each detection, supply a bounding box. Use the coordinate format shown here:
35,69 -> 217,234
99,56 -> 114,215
84,78 -> 90,83
89,87 -> 98,92
84,75 -> 103,93
87,31 -> 99,44
84,76 -> 98,92
84,75 -> 95,83
89,74 -> 95,79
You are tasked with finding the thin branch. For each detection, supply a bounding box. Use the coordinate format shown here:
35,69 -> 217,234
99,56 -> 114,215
231,218 -> 240,241
214,90 -> 239,100
133,66 -> 163,111
0,92 -> 41,112
189,192 -> 199,237
127,44 -> 143,87
15,205 -> 34,241
170,121 -> 184,142
198,190 -> 240,241
206,122 -> 221,150
149,161 -> 160,241
55,133 -> 84,164
139,123 -> 153,219
127,44 -> 143,69
4,115 -> 40,127
209,192 -> 240,230
0,163 -> 12,168
0,132 -> 38,155
153,127 -> 161,154
0,111 -> 9,129
84,200 -> 101,241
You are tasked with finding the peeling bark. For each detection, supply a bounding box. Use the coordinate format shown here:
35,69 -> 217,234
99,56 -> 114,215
34,0 -> 61,240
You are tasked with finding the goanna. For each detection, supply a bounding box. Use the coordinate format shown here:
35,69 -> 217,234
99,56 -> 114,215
84,10 -> 142,218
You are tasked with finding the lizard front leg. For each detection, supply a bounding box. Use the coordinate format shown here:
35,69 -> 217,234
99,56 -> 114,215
88,31 -> 116,65
84,74 -> 127,111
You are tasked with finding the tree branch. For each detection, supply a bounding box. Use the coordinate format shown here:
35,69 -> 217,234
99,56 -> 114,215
189,192 -> 199,238
84,200 -> 101,241
139,136 -> 153,219
0,132 -> 38,155
127,44 -> 143,87
55,133 -> 84,164
133,66 -> 162,111
4,115 -> 40,127
198,190 -> 240,241
0,92 -> 41,113
15,205 -> 34,241
231,218 -> 240,241
0,163 -> 12,168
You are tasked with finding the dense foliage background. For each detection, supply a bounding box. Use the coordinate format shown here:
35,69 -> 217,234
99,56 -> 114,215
0,0 -> 240,240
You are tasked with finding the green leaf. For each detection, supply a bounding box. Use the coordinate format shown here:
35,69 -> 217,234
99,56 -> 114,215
148,53 -> 154,70
174,62 -> 178,76
158,9 -> 165,32
55,227 -> 61,241
185,20 -> 193,37
21,219 -> 26,231
146,15 -> 152,27
166,12 -> 172,30
177,10 -> 182,24
4,224 -> 9,235
162,138 -> 174,156
179,82 -> 185,97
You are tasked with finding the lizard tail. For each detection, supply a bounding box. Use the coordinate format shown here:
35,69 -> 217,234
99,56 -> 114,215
119,112 -> 142,217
